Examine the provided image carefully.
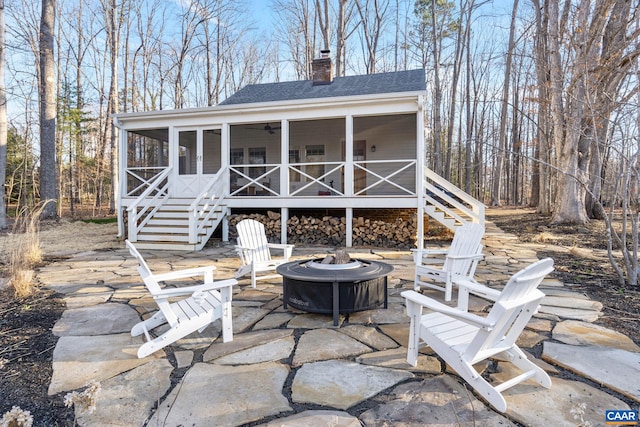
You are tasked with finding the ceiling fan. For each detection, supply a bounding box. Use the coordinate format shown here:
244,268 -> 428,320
247,123 -> 281,134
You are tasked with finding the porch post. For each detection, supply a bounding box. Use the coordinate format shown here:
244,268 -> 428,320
345,115 -> 354,196
116,122 -> 126,238
281,119 -> 289,197
281,207 -> 289,244
346,208 -> 353,247
281,119 -> 289,245
222,123 -> 230,242
416,95 -> 425,250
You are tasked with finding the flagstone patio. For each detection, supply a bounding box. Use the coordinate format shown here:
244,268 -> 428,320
39,221 -> 638,426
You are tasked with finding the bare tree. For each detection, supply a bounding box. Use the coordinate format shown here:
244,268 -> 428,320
316,0 -> 330,51
39,0 -> 57,219
414,0 -> 456,175
354,0 -> 390,74
273,0 -> 317,80
490,0 -> 518,206
0,0 -> 6,228
546,0 -> 638,224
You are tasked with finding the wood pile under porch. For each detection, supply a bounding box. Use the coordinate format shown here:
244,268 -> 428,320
226,208 -> 433,249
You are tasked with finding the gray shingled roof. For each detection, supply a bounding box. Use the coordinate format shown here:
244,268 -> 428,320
220,69 -> 425,106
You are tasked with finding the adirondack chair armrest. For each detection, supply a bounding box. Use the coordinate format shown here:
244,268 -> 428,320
153,265 -> 217,282
454,278 -> 502,301
401,290 -> 494,330
446,253 -> 484,261
267,243 -> 294,258
411,248 -> 449,263
152,278 -> 238,298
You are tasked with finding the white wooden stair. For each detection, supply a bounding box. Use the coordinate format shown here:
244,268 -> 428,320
422,168 -> 485,231
132,197 -> 226,251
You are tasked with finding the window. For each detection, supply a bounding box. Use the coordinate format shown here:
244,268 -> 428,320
289,147 -> 301,182
305,144 -> 325,182
178,131 -> 197,175
248,147 -> 266,178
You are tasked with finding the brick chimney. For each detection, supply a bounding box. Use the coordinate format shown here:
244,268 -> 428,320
312,50 -> 333,85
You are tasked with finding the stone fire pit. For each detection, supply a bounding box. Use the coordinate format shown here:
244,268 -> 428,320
276,251 -> 393,325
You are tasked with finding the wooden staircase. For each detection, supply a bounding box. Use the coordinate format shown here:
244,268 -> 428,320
131,197 -> 226,251
422,168 -> 485,231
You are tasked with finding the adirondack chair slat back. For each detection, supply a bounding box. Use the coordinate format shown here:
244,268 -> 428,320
126,240 -> 178,324
237,219 -> 271,263
465,258 -> 553,360
442,223 -> 485,276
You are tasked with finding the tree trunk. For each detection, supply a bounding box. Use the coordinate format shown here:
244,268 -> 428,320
490,0 -> 517,207
0,0 -> 6,228
335,0 -> 347,77
39,0 -> 57,219
429,0 -> 443,175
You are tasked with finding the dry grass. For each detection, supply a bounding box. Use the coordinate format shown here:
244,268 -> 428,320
7,203 -> 49,299
533,231 -> 557,243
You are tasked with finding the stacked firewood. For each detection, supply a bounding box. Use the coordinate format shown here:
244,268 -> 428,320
228,212 -> 417,248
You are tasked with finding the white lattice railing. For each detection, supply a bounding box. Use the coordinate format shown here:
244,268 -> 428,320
127,167 -> 172,242
189,172 -> 228,244
423,167 -> 485,227
229,164 -> 281,196
354,159 -> 417,196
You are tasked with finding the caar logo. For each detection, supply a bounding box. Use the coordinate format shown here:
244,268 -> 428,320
606,410 -> 638,425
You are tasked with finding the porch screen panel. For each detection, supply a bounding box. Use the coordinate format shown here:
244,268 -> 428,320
353,114 -> 417,195
126,128 -> 169,194
290,118 -> 344,196
179,130 -> 197,175
203,129 -> 221,174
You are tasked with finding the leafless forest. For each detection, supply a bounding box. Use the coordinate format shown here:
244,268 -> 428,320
1,0 -> 639,283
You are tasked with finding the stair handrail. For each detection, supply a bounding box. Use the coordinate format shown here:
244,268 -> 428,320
188,170 -> 229,244
423,167 -> 485,227
127,167 -> 172,242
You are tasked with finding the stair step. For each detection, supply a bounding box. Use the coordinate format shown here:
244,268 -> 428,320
137,233 -> 192,243
131,241 -> 200,251
140,226 -> 209,235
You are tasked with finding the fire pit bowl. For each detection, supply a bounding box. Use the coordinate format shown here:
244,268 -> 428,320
276,258 -> 393,325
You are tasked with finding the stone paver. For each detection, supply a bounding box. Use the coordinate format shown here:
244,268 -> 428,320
37,219 -> 640,426
257,410 -> 361,427
149,362 -> 292,426
48,333 -> 161,395
213,335 -> 295,365
552,319 -> 640,352
75,359 -> 173,426
292,360 -> 414,409
356,347 -> 441,374
338,324 -> 400,350
543,341 -> 640,402
52,303 -> 139,336
292,328 -> 371,367
500,372 -> 631,426
359,375 -> 511,426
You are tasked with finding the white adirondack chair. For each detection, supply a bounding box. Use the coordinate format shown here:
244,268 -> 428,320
413,222 -> 485,301
234,219 -> 294,288
126,240 -> 237,358
402,258 -> 554,413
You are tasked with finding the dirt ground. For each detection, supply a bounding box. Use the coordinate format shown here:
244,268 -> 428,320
0,219 -> 120,426
0,210 -> 639,425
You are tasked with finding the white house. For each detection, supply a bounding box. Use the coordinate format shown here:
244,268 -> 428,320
113,53 -> 484,251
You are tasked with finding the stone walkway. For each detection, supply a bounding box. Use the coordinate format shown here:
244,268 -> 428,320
39,222 -> 639,426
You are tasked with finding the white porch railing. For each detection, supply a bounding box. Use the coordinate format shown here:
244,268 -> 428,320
189,172 -> 229,244
354,159 -> 417,196
289,162 -> 345,196
127,167 -> 172,242
229,164 -> 280,196
126,166 -> 168,197
423,167 -> 485,227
